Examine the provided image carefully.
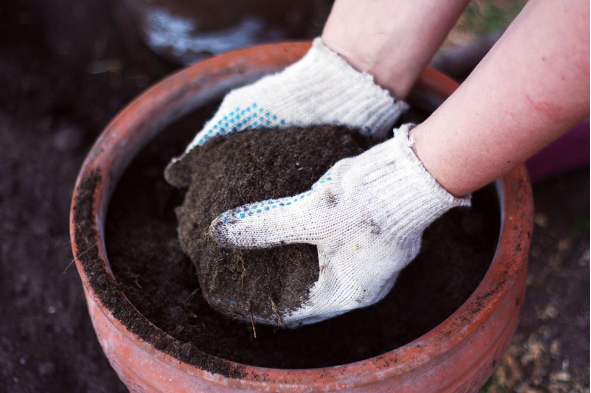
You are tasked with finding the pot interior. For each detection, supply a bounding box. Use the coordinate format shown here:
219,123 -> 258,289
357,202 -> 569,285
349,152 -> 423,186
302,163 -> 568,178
100,85 -> 501,369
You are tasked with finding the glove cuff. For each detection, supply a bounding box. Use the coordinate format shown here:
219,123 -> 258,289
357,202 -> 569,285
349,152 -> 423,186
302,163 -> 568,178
279,38 -> 409,138
359,124 -> 471,240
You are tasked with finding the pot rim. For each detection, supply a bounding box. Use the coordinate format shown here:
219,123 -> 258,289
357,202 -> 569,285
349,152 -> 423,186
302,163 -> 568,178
69,41 -> 533,389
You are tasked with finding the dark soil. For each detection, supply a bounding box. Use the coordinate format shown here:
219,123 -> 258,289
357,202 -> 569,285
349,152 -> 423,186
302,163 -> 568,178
0,0 -> 177,391
105,106 -> 501,368
164,126 -> 374,322
74,168 -> 246,379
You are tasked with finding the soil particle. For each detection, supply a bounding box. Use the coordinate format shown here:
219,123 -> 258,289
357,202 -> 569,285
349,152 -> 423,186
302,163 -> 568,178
164,126 -> 374,322
104,108 -> 501,368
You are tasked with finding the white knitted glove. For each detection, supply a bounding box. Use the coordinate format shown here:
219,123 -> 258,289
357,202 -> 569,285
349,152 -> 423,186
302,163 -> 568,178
210,125 -> 471,327
172,38 -> 408,162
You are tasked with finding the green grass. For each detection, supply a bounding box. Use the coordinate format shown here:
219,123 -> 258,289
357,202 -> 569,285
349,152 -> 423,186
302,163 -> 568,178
458,0 -> 527,37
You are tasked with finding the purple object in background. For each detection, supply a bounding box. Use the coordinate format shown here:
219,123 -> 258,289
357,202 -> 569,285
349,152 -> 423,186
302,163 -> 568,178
526,120 -> 590,182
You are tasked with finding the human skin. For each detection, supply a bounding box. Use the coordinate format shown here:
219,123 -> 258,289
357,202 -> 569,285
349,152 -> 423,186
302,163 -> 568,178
322,0 -> 590,197
322,0 -> 471,100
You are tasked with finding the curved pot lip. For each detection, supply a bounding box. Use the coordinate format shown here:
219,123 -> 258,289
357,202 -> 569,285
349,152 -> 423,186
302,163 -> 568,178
69,41 -> 534,389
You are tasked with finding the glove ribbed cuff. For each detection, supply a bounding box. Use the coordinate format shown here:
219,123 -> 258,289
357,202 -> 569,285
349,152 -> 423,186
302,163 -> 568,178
287,38 -> 409,137
359,124 -> 471,242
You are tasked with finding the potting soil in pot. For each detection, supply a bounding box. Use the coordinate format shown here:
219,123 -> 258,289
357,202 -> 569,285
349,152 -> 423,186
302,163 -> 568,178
164,125 -> 374,323
105,105 -> 500,369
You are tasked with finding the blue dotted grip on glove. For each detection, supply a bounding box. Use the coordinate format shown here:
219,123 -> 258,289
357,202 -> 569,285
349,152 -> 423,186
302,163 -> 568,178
218,171 -> 333,222
198,103 -> 287,146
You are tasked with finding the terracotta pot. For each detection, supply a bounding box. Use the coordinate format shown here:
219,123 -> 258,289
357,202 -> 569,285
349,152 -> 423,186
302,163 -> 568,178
70,42 -> 533,392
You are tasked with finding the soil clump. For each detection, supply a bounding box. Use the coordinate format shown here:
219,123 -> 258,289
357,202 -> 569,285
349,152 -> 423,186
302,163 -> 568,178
164,126 -> 374,322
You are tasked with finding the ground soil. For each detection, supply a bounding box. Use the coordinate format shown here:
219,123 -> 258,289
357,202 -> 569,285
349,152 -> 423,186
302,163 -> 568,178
484,168 -> 590,393
0,1 -> 175,391
164,126 -> 373,322
104,108 -> 500,368
1,0 -> 587,391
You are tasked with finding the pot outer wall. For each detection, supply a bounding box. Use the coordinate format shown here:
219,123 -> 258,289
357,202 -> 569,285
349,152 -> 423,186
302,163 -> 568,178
70,42 -> 533,392
81,260 -> 527,392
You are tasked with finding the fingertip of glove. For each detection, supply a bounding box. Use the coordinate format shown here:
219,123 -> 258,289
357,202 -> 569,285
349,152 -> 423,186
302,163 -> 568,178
163,157 -> 190,188
208,216 -> 234,248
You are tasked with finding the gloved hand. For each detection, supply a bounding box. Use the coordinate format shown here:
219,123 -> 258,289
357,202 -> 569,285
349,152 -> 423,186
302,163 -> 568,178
210,124 -> 471,327
168,38 -> 408,169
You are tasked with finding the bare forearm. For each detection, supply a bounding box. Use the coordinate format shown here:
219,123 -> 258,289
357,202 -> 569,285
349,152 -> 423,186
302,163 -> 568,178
322,0 -> 470,99
413,0 -> 590,196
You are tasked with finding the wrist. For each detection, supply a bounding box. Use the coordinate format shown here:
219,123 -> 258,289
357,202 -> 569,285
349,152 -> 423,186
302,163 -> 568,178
321,0 -> 412,99
321,0 -> 470,100
321,35 -> 415,100
410,123 -> 470,198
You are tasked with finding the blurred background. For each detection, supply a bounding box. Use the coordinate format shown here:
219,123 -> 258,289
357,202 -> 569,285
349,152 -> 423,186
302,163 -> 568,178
0,0 -> 588,392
